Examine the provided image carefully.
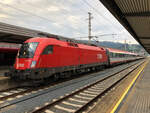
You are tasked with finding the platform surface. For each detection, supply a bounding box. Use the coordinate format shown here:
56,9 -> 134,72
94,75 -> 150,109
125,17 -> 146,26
118,59 -> 150,113
0,70 -> 7,76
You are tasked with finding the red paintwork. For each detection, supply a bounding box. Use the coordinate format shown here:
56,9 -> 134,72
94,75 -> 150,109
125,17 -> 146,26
107,48 -> 135,55
110,60 -> 126,64
15,58 -> 32,70
15,37 -> 108,70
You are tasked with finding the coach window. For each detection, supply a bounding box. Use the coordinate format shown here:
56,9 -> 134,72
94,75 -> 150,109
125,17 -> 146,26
120,54 -> 122,57
112,53 -> 114,58
117,53 -> 119,57
119,53 -> 121,57
113,53 -> 117,58
109,52 -> 112,58
42,45 -> 53,54
123,54 -> 125,57
110,52 -> 114,58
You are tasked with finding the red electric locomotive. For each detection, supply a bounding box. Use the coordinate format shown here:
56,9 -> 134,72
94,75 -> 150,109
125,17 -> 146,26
5,37 -> 142,80
6,37 -> 109,80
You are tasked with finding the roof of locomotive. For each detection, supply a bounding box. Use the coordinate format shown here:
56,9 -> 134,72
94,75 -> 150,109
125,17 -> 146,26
25,37 -> 106,51
24,37 -> 139,55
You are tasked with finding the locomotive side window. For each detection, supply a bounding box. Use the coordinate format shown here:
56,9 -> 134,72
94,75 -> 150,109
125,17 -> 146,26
42,45 -> 53,54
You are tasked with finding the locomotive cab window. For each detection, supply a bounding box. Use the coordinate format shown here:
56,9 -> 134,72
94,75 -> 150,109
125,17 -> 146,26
18,42 -> 39,58
42,45 -> 53,54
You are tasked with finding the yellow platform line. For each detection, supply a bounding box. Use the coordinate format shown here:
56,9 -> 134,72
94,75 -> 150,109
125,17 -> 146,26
110,61 -> 148,113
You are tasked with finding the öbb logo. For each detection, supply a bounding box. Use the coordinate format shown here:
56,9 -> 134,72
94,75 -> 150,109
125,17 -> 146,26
97,54 -> 102,59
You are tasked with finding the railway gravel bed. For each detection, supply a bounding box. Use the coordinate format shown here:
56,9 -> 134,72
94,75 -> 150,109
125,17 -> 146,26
0,59 -> 144,113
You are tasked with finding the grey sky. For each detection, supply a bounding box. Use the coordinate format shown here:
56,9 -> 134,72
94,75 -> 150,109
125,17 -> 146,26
0,0 -> 138,44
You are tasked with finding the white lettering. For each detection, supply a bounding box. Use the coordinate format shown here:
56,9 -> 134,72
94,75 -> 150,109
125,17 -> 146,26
97,54 -> 102,59
19,63 -> 24,67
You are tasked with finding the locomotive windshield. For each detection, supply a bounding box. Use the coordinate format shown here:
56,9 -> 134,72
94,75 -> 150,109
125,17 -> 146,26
18,42 -> 38,58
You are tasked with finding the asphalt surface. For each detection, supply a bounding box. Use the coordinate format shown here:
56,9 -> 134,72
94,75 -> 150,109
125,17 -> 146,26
0,60 -> 143,113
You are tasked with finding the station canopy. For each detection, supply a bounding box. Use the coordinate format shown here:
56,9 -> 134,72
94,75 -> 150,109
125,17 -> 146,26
100,0 -> 150,53
0,22 -> 93,46
0,22 -> 99,46
0,22 -> 69,44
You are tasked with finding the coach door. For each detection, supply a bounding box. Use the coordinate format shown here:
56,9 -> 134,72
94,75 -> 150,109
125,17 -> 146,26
106,49 -> 110,65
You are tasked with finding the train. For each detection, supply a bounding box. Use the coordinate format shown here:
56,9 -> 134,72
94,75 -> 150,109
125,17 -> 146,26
5,37 -> 142,80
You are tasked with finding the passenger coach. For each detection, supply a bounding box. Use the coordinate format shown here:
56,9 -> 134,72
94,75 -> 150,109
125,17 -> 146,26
107,48 -> 139,65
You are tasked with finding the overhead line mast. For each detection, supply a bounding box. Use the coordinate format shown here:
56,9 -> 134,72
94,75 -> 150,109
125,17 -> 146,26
88,12 -> 93,41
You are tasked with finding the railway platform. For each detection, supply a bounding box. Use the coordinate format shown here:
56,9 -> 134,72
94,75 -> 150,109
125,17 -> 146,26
117,58 -> 150,113
88,58 -> 149,113
0,67 -> 8,76
0,66 -> 9,79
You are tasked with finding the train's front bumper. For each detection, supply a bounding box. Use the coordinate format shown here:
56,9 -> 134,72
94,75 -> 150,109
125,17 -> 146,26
5,68 -> 43,80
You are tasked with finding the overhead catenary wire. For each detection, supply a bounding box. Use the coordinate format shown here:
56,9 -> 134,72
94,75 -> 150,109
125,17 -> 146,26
0,1 -> 122,41
74,33 -> 117,39
0,2 -> 87,36
0,1 -> 113,37
0,2 -> 54,23
22,1 -> 89,36
0,0 -> 110,37
79,0 -> 116,35
0,2 -> 76,26
82,0 -> 121,32
81,0 -> 132,43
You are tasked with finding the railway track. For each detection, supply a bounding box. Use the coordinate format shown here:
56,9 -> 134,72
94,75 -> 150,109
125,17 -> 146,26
0,86 -> 40,104
31,60 -> 145,113
0,82 -> 64,104
0,60 -> 141,105
0,59 -> 144,113
0,87 -> 28,103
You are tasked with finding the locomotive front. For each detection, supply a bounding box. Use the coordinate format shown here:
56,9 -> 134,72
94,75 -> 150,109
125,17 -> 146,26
15,42 -> 39,70
5,38 -> 42,80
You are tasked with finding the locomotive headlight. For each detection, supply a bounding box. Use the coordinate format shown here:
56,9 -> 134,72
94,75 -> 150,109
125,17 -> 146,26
30,61 -> 37,68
